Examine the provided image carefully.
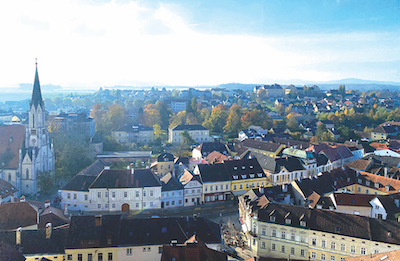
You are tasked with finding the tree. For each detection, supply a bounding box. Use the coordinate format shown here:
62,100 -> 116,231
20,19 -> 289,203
180,130 -> 195,145
155,101 -> 172,130
101,104 -> 125,134
191,97 -> 198,116
286,113 -> 298,130
224,103 -> 242,134
203,104 -> 229,133
37,171 -> 55,193
144,104 -> 161,127
338,84 -> 346,96
133,99 -> 144,109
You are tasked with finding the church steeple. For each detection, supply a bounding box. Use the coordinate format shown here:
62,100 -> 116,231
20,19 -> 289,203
30,60 -> 44,109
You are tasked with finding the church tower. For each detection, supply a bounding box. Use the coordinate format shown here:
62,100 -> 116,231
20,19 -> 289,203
28,61 -> 46,148
21,60 -> 55,195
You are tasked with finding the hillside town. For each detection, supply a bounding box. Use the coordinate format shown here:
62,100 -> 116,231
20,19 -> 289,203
3,65 -> 400,261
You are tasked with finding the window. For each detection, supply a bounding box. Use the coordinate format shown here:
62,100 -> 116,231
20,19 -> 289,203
143,191 -> 146,197
108,253 -> 113,261
272,229 -> 276,237
150,190 -> 153,197
272,243 -> 276,251
281,231 -> 286,239
351,246 -> 356,254
331,242 -> 336,250
262,228 -> 266,235
143,202 -> 146,207
88,254 -> 93,261
105,192 -> 108,198
226,184 -> 228,189
361,247 -> 366,255
98,253 -> 103,261
98,204 -> 101,209
148,247 -> 151,252
150,202 -> 154,207
124,191 -> 127,198
136,203 -> 139,208
291,247 -> 295,255
159,246 -> 163,253
321,254 -> 326,261
330,256 -> 335,261
261,242 -> 265,249
281,245 -> 285,253
136,191 -> 139,197
233,185 -> 237,190
341,243 -> 346,252
215,185 -> 218,191
112,192 -> 115,198
67,193 -> 71,199
73,194 -> 77,200
311,252 -> 316,259
98,192 -> 101,198
85,195 -> 88,201
112,204 -> 115,208
78,254 -> 82,261
291,233 -> 295,241
312,238 -> 317,246
322,240 -> 326,248
301,249 -> 305,257
67,255 -> 72,260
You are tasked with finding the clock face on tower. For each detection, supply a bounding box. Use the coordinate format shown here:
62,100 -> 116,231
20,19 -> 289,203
30,135 -> 38,146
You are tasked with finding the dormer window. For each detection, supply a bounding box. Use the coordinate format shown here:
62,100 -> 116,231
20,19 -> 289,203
257,173 -> 262,177
300,221 -> 306,227
358,179 -> 362,184
285,218 -> 291,225
270,216 -> 275,222
233,175 -> 238,180
366,181 -> 370,186
250,165 -> 254,169
375,182 -> 380,188
241,175 -> 246,179
242,166 -> 245,170
334,181 -> 337,186
249,174 -> 255,178
385,185 -> 390,192
234,166 -> 237,170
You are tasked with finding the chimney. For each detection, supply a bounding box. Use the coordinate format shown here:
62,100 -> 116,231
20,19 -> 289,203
131,166 -> 134,175
46,223 -> 52,239
20,195 -> 25,202
259,186 -> 264,194
384,167 -> 388,177
44,199 -> 50,208
64,204 -> 68,216
37,210 -> 40,224
388,231 -> 392,238
16,227 -> 22,245
282,184 -> 288,193
11,194 -> 14,202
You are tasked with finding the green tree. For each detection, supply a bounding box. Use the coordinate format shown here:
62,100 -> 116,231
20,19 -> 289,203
133,99 -> 144,109
223,103 -> 242,134
101,104 -> 125,134
191,97 -> 198,116
155,101 -> 172,130
180,130 -> 195,145
37,171 -> 55,193
286,113 -> 298,130
203,104 -> 229,133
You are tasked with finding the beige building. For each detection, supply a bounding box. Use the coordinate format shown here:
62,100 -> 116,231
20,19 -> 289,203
168,124 -> 212,143
239,198 -> 400,261
111,124 -> 154,144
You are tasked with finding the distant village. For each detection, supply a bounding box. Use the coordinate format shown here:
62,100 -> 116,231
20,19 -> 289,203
2,67 -> 400,260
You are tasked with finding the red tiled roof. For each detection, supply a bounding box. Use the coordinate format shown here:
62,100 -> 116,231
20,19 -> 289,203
0,125 -> 25,169
333,193 -> 375,207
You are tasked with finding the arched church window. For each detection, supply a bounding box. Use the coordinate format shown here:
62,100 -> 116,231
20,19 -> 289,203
8,173 -> 11,182
26,169 -> 29,179
33,115 -> 35,128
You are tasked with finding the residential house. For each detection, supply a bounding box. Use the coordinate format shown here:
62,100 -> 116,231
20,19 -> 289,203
50,112 -> 95,137
151,152 -> 175,176
0,225 -> 68,261
161,235 -> 227,261
168,125 -> 212,143
239,200 -> 400,261
64,215 -> 222,261
345,248 -> 400,261
194,163 -> 231,203
369,193 -> 400,220
240,139 -> 286,158
88,167 -> 162,212
205,151 -> 231,164
371,125 -> 400,141
0,178 -> 18,203
192,142 -> 229,160
111,124 -> 154,144
160,173 -> 184,208
178,169 -> 203,206
329,192 -> 376,217
224,158 -> 268,195
0,198 -> 69,231
60,159 -> 108,212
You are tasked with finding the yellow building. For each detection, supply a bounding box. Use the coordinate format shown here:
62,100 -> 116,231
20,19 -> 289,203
240,139 -> 286,158
239,198 -> 400,261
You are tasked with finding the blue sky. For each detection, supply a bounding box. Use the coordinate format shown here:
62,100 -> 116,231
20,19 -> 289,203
0,0 -> 399,89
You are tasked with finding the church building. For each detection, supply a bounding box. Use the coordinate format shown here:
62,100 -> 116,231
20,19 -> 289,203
0,62 -> 55,196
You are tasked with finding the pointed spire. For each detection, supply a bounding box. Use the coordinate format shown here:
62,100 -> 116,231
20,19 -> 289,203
30,59 -> 44,109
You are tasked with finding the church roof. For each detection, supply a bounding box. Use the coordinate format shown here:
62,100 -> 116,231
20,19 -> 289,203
30,64 -> 44,109
0,125 -> 25,169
